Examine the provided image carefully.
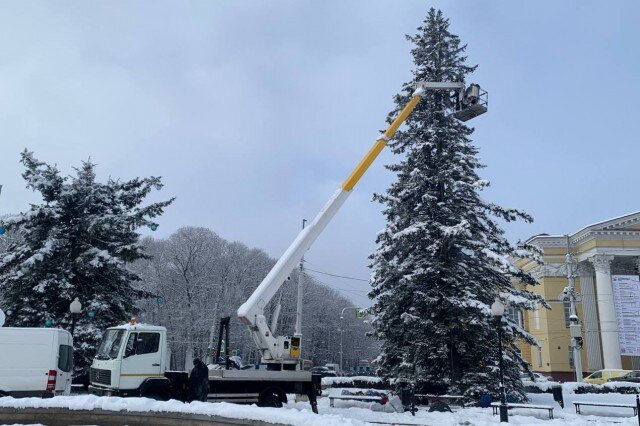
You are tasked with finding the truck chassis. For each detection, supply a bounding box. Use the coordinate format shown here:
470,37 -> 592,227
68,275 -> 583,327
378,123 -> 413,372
89,368 -> 320,412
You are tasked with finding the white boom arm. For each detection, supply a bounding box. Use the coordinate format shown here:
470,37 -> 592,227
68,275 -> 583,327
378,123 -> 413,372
237,81 -> 484,363
237,187 -> 352,361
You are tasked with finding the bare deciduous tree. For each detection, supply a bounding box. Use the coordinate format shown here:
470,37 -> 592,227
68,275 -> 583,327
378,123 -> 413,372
132,226 -> 379,371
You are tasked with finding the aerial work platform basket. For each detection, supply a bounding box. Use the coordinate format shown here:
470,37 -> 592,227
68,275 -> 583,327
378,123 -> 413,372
452,83 -> 488,122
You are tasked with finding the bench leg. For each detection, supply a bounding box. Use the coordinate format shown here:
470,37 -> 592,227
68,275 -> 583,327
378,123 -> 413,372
549,409 -> 553,419
575,405 -> 580,414
330,399 -> 334,408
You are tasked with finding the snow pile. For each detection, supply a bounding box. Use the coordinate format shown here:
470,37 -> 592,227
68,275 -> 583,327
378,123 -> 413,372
522,380 -> 561,392
1,392 -> 640,425
561,382 -> 591,394
524,380 -> 640,395
114,322 -> 164,330
562,381 -> 640,394
322,376 -> 384,387
0,395 -> 364,426
603,381 -> 640,391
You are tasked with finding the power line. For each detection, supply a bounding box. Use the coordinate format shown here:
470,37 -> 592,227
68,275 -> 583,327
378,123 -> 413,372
308,275 -> 369,293
305,267 -> 369,282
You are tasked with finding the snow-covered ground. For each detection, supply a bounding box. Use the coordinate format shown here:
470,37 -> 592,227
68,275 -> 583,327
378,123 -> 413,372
289,388 -> 640,425
0,395 -> 358,426
0,390 -> 639,425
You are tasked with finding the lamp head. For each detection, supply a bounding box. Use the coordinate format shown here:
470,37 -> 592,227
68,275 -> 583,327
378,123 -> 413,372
491,299 -> 505,317
69,297 -> 82,314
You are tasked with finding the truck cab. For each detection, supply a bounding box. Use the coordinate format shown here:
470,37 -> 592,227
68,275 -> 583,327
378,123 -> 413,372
89,323 -> 171,398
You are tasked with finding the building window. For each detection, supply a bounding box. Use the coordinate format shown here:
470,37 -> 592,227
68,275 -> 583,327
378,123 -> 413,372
507,306 -> 523,328
563,301 -> 571,328
568,346 -> 574,369
537,346 -> 543,367
534,309 -> 540,330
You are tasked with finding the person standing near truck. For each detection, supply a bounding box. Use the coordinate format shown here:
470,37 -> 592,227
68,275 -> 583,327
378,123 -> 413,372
188,358 -> 210,402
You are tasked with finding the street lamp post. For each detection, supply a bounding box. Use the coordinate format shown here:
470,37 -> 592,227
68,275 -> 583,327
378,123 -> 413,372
339,314 -> 344,371
339,316 -> 343,372
491,298 -> 508,423
69,297 -> 82,337
339,306 -> 359,373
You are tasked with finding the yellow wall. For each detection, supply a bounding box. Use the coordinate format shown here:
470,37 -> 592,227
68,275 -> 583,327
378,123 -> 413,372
519,276 -> 588,374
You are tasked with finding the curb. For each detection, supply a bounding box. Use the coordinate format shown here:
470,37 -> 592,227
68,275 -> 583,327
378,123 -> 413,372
0,407 -> 289,426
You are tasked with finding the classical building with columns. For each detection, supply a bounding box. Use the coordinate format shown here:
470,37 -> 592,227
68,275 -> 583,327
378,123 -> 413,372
515,212 -> 640,381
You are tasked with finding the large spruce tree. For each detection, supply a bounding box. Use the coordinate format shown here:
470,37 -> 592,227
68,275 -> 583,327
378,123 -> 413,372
0,151 -> 173,370
369,9 -> 546,400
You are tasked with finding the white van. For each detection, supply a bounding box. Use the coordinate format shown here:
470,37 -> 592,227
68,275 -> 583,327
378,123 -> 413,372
0,328 -> 73,397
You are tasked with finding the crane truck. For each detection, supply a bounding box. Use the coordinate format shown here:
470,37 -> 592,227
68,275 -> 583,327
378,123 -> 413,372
88,81 -> 487,412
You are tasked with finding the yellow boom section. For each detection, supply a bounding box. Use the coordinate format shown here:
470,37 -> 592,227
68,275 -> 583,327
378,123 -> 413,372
341,93 -> 422,191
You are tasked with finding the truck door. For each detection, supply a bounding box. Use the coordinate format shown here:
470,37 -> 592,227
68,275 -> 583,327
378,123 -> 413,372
119,332 -> 162,391
56,333 -> 73,395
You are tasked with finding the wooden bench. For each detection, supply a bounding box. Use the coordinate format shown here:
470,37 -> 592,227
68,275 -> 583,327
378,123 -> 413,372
573,401 -> 638,416
328,395 -> 385,407
490,402 -> 554,419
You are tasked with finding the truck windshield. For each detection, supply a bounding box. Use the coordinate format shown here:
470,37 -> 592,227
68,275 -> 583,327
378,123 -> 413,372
95,329 -> 125,360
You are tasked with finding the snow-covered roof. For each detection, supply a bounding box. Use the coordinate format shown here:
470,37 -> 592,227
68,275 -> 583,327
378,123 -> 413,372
108,323 -> 166,332
0,327 -> 71,335
527,210 -> 640,247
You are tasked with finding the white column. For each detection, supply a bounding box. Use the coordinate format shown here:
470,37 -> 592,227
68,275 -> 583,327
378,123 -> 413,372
577,262 -> 603,371
589,254 -> 622,369
633,258 -> 640,370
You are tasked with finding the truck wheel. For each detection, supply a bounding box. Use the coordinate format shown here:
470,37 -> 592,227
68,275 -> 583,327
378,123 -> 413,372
259,391 -> 283,408
143,388 -> 169,401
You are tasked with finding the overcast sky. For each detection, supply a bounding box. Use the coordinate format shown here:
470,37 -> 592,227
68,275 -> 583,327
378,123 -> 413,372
1,1 -> 639,307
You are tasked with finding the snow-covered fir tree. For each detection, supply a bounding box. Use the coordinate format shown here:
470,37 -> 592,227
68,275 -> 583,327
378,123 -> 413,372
369,9 -> 547,400
0,151 -> 173,370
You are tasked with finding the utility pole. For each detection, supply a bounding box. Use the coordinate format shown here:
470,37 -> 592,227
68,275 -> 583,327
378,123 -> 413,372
565,235 -> 584,382
294,219 -> 306,337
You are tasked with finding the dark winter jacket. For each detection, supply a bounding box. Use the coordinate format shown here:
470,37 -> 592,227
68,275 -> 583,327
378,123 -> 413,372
188,359 -> 210,402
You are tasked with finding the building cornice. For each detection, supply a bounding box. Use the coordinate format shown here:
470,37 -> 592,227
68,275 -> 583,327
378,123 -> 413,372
573,230 -> 640,245
528,230 -> 640,251
527,211 -> 640,248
